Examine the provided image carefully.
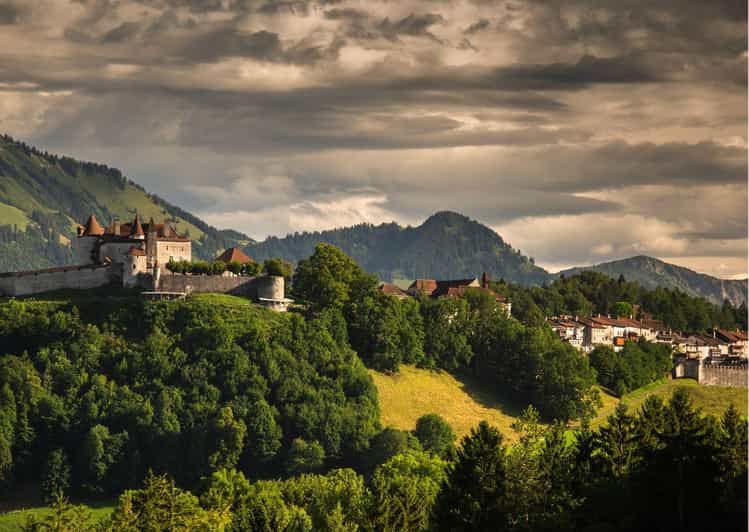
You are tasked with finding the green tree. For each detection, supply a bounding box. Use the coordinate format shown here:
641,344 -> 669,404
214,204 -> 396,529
612,301 -> 634,318
21,494 -> 93,532
414,414 -> 456,459
371,450 -> 446,532
292,243 -> 376,311
286,438 -> 325,475
263,258 -> 293,279
209,406 -> 247,472
41,449 -> 71,503
109,471 -> 227,531
432,421 -> 508,531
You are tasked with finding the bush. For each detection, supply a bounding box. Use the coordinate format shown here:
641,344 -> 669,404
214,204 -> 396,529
414,414 -> 456,459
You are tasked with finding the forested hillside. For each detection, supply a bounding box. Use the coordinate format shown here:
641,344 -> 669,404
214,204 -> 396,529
247,211 -> 549,285
492,270 -> 748,333
1,245 -> 746,531
0,135 -> 251,271
559,255 -> 747,306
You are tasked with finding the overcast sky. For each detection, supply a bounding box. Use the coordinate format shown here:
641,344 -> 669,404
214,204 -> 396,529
1,0 -> 746,277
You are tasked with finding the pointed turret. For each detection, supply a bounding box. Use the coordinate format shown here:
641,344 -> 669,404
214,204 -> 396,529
131,214 -> 145,239
81,214 -> 104,236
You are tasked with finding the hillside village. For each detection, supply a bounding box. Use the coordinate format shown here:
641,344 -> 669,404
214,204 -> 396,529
0,213 -> 746,388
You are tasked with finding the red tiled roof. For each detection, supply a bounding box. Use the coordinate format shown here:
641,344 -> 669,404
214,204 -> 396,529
215,247 -> 253,264
716,329 -> 748,343
380,283 -> 409,297
408,279 -> 439,295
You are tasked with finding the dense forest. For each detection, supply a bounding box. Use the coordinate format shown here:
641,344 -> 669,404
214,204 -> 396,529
20,395 -> 749,532
0,243 -> 746,530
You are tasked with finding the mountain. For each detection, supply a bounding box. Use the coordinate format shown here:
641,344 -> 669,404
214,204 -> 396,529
0,134 -> 252,271
559,255 -> 747,306
246,211 -> 550,285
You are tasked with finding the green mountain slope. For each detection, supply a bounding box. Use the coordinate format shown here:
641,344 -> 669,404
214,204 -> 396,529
559,255 -> 747,306
0,135 -> 252,271
246,211 -> 550,285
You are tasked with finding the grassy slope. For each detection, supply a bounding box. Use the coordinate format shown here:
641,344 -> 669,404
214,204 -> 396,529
372,365 -> 747,440
0,202 -> 31,229
370,365 -> 526,441
0,503 -> 115,531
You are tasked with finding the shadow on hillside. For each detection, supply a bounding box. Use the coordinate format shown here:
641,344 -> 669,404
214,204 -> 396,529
450,369 -> 528,419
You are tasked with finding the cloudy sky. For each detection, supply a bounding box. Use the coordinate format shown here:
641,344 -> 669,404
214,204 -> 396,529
1,0 -> 746,277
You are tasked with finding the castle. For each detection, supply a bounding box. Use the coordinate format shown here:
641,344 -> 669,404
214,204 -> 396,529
0,214 -> 289,310
74,213 -> 192,287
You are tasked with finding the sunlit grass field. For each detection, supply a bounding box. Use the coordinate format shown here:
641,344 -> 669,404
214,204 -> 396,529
371,365 -> 747,440
0,502 -> 115,531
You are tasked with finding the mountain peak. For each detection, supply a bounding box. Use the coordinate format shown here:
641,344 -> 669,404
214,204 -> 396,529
423,211 -> 472,226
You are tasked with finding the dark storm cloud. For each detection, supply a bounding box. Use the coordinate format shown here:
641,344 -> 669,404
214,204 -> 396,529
464,18 -> 489,35
177,27 -> 341,64
535,142 -> 747,192
1,0 -> 746,275
378,13 -> 446,42
0,2 -> 23,24
101,21 -> 141,43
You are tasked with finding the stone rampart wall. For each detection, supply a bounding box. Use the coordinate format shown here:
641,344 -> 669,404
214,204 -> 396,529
158,273 -> 261,297
0,264 -> 115,296
700,363 -> 747,387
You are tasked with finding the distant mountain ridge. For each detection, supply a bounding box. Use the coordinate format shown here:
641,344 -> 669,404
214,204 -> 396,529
247,213 -> 746,306
559,256 -> 747,307
0,134 -> 252,271
246,211 -> 549,285
0,135 -> 743,307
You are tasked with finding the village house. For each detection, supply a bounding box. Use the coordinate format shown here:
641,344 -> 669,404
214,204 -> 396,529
549,313 -> 670,353
715,329 -> 749,357
379,283 -> 409,299
404,272 -> 512,316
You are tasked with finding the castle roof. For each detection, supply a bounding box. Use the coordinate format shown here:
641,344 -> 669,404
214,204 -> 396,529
131,215 -> 144,238
97,215 -> 189,242
216,247 -> 253,264
81,214 -> 105,236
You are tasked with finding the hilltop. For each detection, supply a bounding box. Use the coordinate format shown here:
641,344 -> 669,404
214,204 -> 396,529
246,211 -> 549,285
559,255 -> 747,306
0,135 -> 251,271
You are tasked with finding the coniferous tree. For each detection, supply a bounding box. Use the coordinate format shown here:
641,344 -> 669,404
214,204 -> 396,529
432,421 -> 508,531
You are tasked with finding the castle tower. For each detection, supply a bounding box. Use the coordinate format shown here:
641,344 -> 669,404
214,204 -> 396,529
74,214 -> 104,264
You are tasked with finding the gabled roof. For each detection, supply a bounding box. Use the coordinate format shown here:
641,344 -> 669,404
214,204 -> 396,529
127,246 -> 146,256
408,279 -> 439,295
715,329 -> 748,343
215,247 -> 253,264
380,283 -> 409,297
81,214 -> 105,236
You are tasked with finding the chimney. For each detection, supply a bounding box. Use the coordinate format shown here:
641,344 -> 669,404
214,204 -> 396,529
113,219 -> 120,235
481,272 -> 489,289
